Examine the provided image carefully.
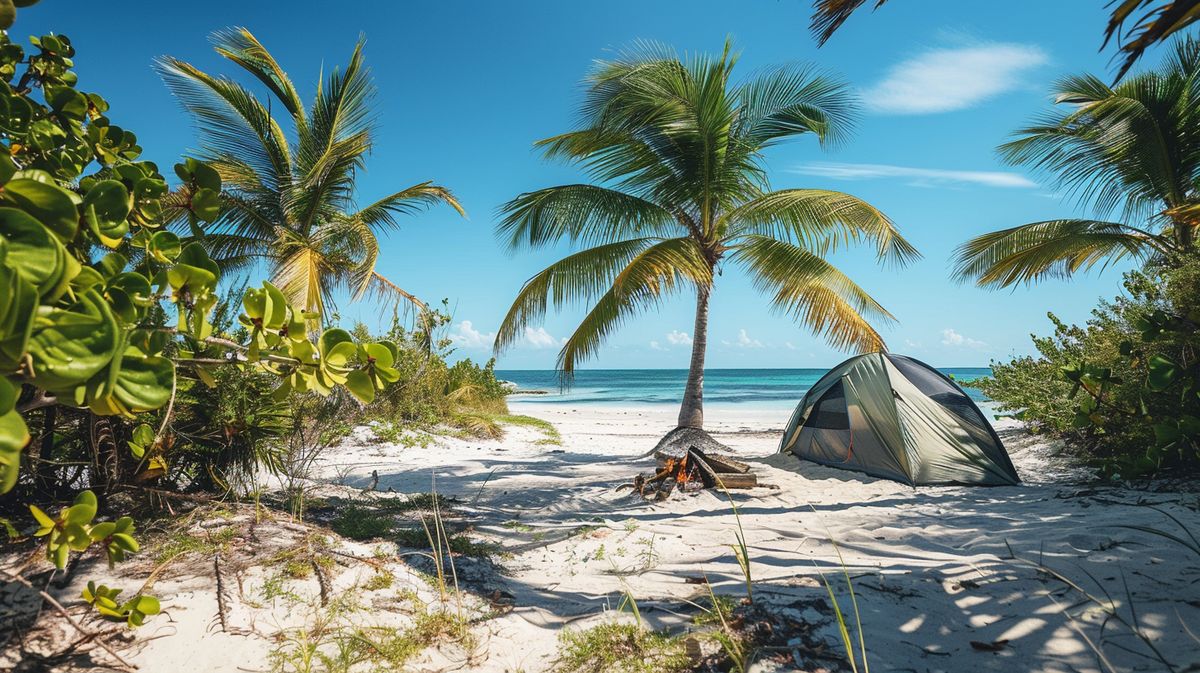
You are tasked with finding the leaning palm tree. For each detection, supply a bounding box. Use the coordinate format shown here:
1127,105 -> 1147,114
494,42 -> 918,435
954,35 -> 1200,289
157,29 -> 464,321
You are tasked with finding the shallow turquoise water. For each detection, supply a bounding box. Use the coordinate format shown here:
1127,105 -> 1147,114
496,367 -> 992,409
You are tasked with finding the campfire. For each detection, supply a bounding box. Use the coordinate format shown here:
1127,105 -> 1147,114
622,446 -> 758,500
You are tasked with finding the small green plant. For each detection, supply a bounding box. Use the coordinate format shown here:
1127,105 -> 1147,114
811,533 -> 869,673
82,582 -> 161,627
555,622 -> 691,673
363,571 -> 394,592
699,583 -> 750,673
284,560 -> 313,579
719,487 -> 754,604
331,505 -> 395,541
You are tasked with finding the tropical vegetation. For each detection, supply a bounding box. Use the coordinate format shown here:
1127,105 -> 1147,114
0,9 -> 430,654
975,255 -> 1200,477
964,37 -> 1200,478
954,36 -> 1200,288
156,28 -> 464,322
493,41 -> 916,430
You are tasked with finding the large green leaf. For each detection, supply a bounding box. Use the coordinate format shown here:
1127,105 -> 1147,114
0,206 -> 76,300
1147,355 -> 1181,391
82,179 -> 131,247
0,176 -> 80,241
0,376 -> 28,494
0,243 -> 37,370
27,288 -> 120,393
109,347 -> 174,413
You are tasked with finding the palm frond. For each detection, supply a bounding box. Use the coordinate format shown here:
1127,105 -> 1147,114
1103,0 -> 1200,81
210,27 -> 307,121
952,219 -> 1157,288
1000,40 -> 1200,224
810,0 -> 891,47
734,235 -> 893,352
155,57 -> 293,193
724,189 -> 919,265
498,184 -> 676,249
736,64 -> 857,147
358,271 -> 427,313
555,238 -> 713,375
493,238 -> 662,354
273,242 -> 329,317
354,181 -> 465,233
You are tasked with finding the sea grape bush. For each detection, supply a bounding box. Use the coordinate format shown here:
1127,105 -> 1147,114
976,255 -> 1200,479
0,15 -> 398,630
0,27 -> 400,495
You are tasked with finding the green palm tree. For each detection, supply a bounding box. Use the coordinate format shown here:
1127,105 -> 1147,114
157,29 -> 464,321
494,42 -> 917,430
954,36 -> 1200,289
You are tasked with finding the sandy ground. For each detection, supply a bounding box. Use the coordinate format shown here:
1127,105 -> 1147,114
6,402 -> 1200,672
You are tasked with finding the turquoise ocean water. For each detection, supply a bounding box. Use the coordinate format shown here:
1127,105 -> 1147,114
496,368 -> 992,409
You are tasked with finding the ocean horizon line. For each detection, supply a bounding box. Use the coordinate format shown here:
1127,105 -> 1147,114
493,365 -> 994,372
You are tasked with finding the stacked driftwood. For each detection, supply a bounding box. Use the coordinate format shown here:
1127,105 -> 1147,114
621,446 -> 757,500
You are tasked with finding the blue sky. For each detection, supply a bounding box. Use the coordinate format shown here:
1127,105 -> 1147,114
20,0 -> 1167,369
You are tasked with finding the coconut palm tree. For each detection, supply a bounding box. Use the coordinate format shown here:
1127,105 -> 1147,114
810,0 -> 1199,81
494,42 -> 918,432
953,36 -> 1200,289
157,29 -> 464,321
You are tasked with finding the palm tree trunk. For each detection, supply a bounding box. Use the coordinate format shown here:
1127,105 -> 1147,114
677,283 -> 711,429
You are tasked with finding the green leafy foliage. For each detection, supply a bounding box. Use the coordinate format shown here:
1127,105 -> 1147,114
0,29 -> 402,496
0,20 -> 400,639
82,581 -> 161,627
973,255 -> 1200,478
353,306 -> 511,429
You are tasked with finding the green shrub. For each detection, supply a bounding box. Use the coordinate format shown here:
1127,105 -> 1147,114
353,305 -> 511,428
974,254 -> 1200,478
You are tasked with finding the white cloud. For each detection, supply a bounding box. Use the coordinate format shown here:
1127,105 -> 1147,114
865,42 -> 1048,114
453,321 -> 564,350
904,339 -> 923,350
523,326 -> 561,349
941,328 -> 986,349
649,340 -> 664,351
450,320 -> 495,350
736,329 -> 763,349
792,162 -> 1036,189
785,341 -> 797,350
666,330 -> 692,346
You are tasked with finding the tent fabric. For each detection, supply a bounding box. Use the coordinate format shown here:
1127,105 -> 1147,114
779,353 -> 1020,486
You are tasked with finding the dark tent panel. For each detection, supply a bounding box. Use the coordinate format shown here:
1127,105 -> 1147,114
779,353 -> 1020,486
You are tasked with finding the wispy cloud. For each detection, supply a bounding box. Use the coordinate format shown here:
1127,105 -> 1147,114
649,340 -> 664,351
524,326 -> 563,349
941,328 -> 987,349
792,162 -> 1037,189
736,329 -> 763,349
865,42 -> 1048,114
450,320 -> 564,350
666,330 -> 692,346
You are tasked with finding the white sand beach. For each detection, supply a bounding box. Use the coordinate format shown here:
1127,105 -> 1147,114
11,402 -> 1194,673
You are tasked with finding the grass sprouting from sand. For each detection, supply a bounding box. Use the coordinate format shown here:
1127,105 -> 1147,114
555,622 -> 691,673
